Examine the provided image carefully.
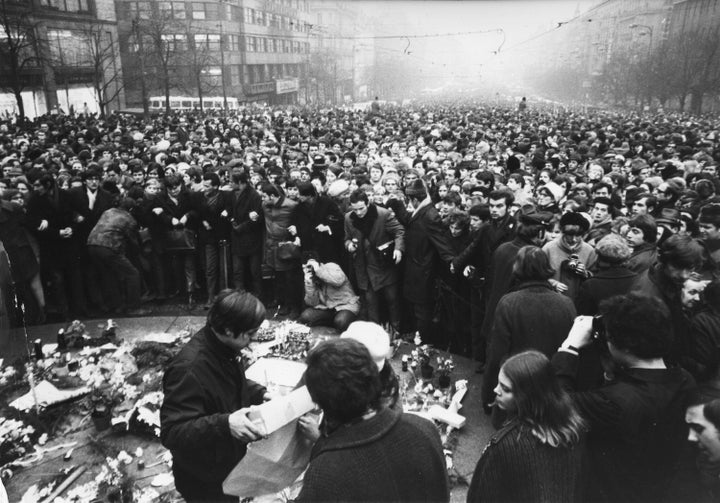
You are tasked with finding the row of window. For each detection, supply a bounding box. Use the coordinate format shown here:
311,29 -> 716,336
244,7 -> 309,32
40,0 -> 92,13
122,1 -> 308,30
127,34 -> 308,54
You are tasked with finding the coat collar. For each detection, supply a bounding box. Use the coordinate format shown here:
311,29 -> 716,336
311,407 -> 402,459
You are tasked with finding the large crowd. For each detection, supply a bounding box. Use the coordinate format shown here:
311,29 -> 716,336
3,99 -> 720,500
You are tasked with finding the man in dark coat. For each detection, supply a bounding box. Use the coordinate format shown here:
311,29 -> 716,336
482,246 -> 576,416
161,290 -> 269,502
69,167 -> 116,312
26,173 -> 87,319
297,338 -> 449,502
292,181 -> 344,265
476,212 -> 552,371
391,179 -> 454,344
553,294 -> 696,502
230,171 -> 264,298
344,189 -> 405,336
196,172 -> 234,305
632,234 -> 704,368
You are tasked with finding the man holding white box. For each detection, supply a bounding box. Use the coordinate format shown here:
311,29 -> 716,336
160,290 -> 271,502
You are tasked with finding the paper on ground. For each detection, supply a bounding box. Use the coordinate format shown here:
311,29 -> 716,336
10,380 -> 90,412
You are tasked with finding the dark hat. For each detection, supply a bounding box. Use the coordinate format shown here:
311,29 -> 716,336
312,154 -> 327,167
519,211 -> 553,227
592,196 -> 613,207
559,211 -> 590,233
405,179 -> 427,199
657,207 -> 682,227
699,203 -> 720,225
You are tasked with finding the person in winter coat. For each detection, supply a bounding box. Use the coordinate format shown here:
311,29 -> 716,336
543,211 -> 597,302
161,290 -> 269,502
143,174 -> 198,303
344,189 -> 404,336
477,211 -> 553,372
390,179 -> 454,344
292,181 -> 345,265
87,198 -> 144,314
553,295 -> 696,502
230,171 -> 264,298
624,214 -> 658,274
299,258 -> 360,331
482,246 -> 577,419
260,183 -> 302,318
26,173 -> 87,319
196,172 -> 234,306
297,338 -> 449,502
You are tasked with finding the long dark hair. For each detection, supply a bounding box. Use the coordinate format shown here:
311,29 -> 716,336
501,350 -> 586,448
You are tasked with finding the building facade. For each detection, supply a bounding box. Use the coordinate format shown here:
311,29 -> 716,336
115,0 -> 311,108
0,0 -> 125,119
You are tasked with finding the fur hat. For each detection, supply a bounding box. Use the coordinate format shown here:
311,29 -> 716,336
699,203 -> 720,226
559,211 -> 590,233
405,179 -> 427,199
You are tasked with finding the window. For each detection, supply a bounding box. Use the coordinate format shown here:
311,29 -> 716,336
162,34 -> 186,51
194,34 -> 220,51
158,1 -> 186,19
41,0 -> 91,13
230,35 -> 241,51
47,29 -> 91,65
230,65 -> 239,85
244,8 -> 252,24
127,1 -> 150,19
246,36 -> 256,52
192,2 -> 205,19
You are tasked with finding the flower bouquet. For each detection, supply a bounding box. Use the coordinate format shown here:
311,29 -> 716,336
436,356 -> 455,388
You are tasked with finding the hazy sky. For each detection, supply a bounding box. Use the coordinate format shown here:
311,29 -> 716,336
346,1 -> 596,79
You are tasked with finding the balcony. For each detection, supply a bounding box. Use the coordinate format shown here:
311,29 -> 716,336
244,81 -> 275,95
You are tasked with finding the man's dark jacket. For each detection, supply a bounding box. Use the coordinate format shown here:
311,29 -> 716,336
160,326 -> 266,501
230,185 -> 264,256
297,407 -> 449,502
553,351 -> 695,502
394,201 -> 455,305
292,195 -> 344,264
482,281 -> 576,406
576,263 -> 637,315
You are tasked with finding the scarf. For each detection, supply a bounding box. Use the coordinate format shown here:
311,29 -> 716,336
350,203 -> 379,238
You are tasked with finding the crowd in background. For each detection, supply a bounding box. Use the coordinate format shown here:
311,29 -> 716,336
2,99 -> 720,499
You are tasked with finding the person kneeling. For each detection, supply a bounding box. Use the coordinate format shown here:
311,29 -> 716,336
299,257 -> 359,331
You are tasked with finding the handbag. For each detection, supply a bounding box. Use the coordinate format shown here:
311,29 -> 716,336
277,241 -> 301,261
164,228 -> 196,251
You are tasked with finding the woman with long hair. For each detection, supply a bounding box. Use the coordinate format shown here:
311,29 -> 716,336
468,350 -> 587,502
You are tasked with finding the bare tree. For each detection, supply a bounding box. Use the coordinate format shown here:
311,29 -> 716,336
79,22 -> 124,118
180,29 -> 220,112
135,8 -> 183,114
0,0 -> 43,123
